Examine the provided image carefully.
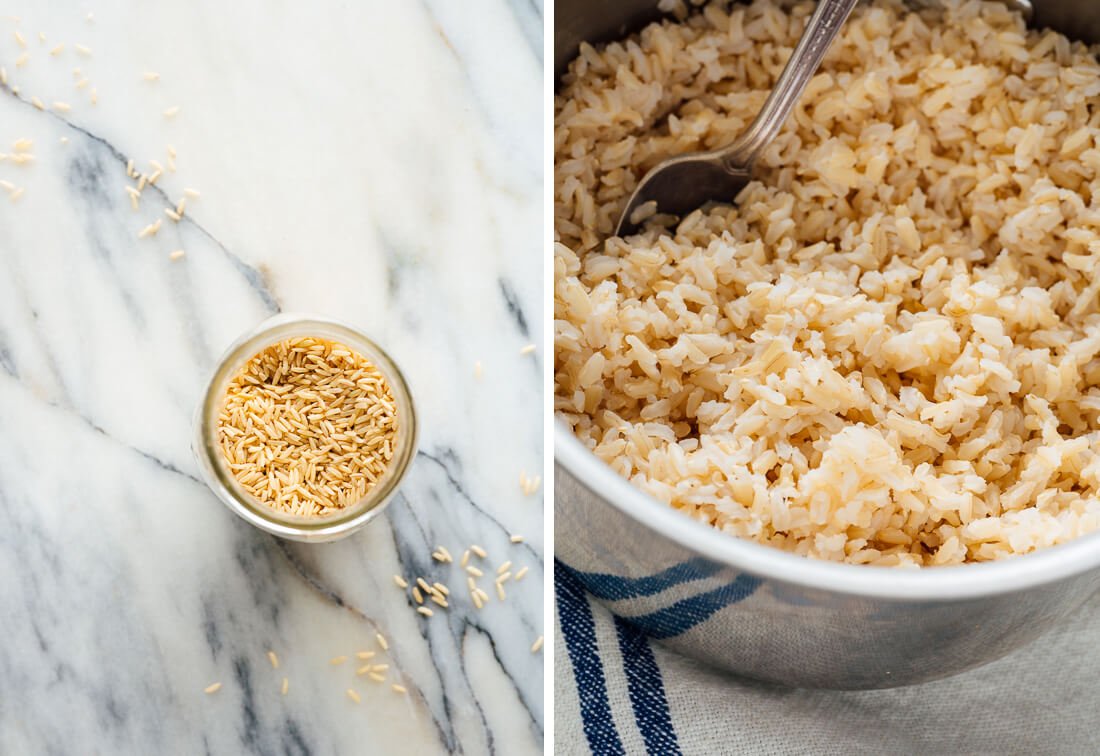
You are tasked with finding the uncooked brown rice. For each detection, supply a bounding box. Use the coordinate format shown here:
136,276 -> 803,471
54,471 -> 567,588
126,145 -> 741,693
216,336 -> 398,516
555,0 -> 1100,566
138,219 -> 160,238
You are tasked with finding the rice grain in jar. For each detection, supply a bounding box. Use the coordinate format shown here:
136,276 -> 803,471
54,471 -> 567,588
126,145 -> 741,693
193,313 -> 418,542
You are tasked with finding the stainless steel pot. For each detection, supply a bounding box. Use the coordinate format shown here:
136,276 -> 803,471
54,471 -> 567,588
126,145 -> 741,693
554,0 -> 1100,690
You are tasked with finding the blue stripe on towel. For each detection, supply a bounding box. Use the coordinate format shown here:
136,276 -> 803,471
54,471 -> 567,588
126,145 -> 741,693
624,573 -> 762,639
572,558 -> 722,601
556,561 -> 626,756
614,615 -> 682,756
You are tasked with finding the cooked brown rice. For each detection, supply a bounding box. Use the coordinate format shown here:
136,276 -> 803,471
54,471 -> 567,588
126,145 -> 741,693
217,336 -> 398,516
554,0 -> 1100,565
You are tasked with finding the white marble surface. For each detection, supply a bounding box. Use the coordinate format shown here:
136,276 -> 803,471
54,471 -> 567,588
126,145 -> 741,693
0,1 -> 543,753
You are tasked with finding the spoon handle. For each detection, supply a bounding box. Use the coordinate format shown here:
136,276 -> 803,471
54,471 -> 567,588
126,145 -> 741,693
721,0 -> 859,172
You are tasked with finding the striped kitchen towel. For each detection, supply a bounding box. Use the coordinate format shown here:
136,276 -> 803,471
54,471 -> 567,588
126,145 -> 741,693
555,560 -> 1100,755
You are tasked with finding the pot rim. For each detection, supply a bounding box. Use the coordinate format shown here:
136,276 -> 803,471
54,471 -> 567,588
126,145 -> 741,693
556,421 -> 1100,600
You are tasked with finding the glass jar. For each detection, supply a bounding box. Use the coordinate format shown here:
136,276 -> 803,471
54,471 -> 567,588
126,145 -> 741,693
193,313 -> 418,542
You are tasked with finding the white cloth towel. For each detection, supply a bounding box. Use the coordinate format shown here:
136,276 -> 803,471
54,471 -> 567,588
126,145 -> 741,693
556,563 -> 1100,755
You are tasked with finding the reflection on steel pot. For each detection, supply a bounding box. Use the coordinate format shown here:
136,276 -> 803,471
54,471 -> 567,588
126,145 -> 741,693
554,0 -> 1100,689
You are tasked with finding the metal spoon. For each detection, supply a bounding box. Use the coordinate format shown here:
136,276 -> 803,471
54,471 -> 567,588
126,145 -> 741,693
615,0 -> 860,237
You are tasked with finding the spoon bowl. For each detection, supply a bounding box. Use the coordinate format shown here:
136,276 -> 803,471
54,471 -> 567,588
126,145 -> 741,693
614,0 -> 860,237
618,152 -> 752,233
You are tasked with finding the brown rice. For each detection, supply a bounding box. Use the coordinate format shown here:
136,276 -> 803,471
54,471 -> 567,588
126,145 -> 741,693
217,336 -> 398,517
555,0 -> 1100,566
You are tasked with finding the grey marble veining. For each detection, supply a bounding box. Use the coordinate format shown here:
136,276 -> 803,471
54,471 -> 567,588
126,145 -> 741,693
0,1 -> 543,753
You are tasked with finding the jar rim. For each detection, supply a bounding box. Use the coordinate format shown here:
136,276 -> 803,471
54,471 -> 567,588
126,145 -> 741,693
193,313 -> 418,541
